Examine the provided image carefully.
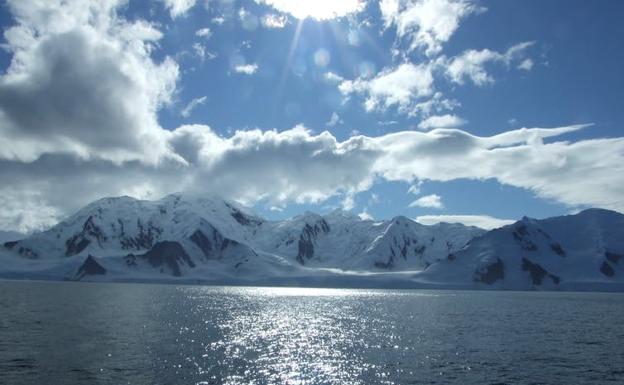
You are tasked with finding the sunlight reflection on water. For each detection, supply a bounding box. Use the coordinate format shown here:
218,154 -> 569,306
2,282 -> 624,385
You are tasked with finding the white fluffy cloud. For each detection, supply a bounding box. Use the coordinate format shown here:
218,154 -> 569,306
337,42 -> 534,116
0,0 -> 181,165
418,114 -> 466,130
3,120 -> 624,233
339,63 -> 434,114
1,1 -> 623,235
380,0 -> 484,56
416,214 -> 515,229
162,0 -> 197,18
233,63 -> 259,74
409,194 -> 444,208
195,27 -> 212,38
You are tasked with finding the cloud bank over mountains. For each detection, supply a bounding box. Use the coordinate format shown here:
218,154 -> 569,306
0,0 -> 622,233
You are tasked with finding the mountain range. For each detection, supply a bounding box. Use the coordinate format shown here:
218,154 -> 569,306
1,193 -> 623,291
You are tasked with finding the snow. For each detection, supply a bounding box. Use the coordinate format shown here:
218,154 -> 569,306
1,194 -> 623,291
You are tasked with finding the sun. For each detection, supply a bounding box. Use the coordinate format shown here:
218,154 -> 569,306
258,0 -> 366,21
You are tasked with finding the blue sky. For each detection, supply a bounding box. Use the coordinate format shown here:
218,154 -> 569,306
0,0 -> 623,232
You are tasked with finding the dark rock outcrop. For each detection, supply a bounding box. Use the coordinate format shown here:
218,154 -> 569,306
521,257 -> 560,285
65,215 -> 108,256
475,258 -> 505,285
119,219 -> 162,250
189,225 -> 240,260
76,255 -> 107,279
139,241 -> 195,277
3,241 -> 18,249
600,261 -> 615,277
296,220 -> 330,264
550,242 -> 566,257
190,229 -> 213,257
225,203 -> 262,227
512,224 -> 538,251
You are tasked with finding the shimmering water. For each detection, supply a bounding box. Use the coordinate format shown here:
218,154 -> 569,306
1,281 -> 624,385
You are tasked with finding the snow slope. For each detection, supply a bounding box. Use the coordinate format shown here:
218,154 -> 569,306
419,209 -> 624,290
1,194 -> 623,291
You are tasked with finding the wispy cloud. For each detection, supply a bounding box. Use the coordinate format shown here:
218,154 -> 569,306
380,0 -> 485,56
409,194 -> 444,209
180,96 -> 208,118
444,42 -> 535,86
416,214 -> 515,229
418,114 -> 467,130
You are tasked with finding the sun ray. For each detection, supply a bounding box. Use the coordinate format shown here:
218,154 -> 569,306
272,18 -> 305,118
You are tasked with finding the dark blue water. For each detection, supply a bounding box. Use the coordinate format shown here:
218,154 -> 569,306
1,281 -> 623,385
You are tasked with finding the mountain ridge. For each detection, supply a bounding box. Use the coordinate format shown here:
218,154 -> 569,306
1,194 -> 623,291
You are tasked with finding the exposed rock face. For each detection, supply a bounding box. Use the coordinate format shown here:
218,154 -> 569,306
475,258 -> 505,285
65,216 -> 108,256
189,223 -> 240,260
136,241 -> 195,277
522,257 -> 560,285
190,230 -> 214,258
3,241 -> 18,249
226,203 -> 263,227
76,255 -> 107,279
601,261 -> 615,277
296,219 -> 330,265
119,219 -> 163,251
512,223 -> 539,251
550,242 -> 566,257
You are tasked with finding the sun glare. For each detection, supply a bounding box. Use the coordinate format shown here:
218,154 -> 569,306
260,0 -> 366,20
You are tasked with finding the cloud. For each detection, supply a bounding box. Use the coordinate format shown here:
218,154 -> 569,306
2,122 -> 624,232
380,0 -> 484,56
239,7 -> 260,31
416,214 -> 515,229
162,0 -> 197,18
326,112 -> 343,127
409,194 -> 444,208
192,43 -> 217,61
518,58 -> 534,71
195,27 -> 212,38
407,183 -> 422,195
180,96 -> 208,118
0,0 -> 181,165
336,42 -> 533,117
324,71 -> 345,83
418,114 -> 467,130
255,0 -> 366,20
212,16 -> 226,25
339,63 -> 434,115
261,13 -> 288,28
444,42 -> 534,86
0,187 -> 62,233
358,210 -> 374,221
233,63 -> 259,75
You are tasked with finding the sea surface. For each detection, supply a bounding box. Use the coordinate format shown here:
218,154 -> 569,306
1,281 -> 623,385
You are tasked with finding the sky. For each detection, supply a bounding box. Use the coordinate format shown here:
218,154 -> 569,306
0,0 -> 623,234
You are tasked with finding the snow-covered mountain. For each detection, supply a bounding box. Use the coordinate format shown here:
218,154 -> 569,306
420,208 -> 624,290
1,194 -> 623,291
